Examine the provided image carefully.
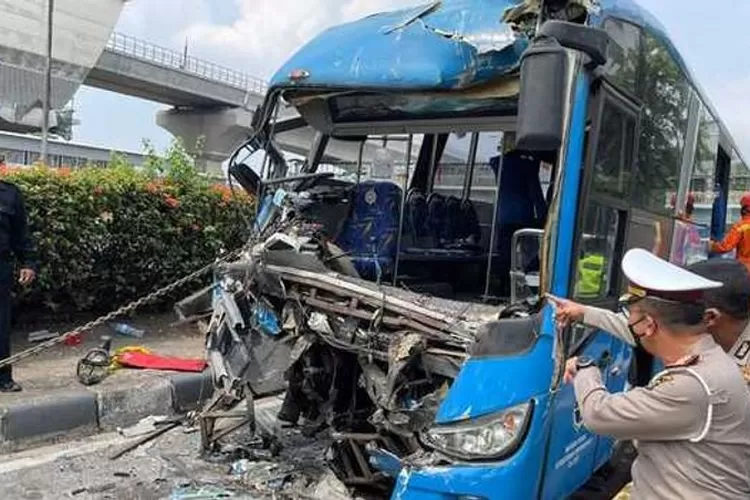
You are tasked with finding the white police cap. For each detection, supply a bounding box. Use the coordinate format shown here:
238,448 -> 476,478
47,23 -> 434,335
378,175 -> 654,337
621,248 -> 722,303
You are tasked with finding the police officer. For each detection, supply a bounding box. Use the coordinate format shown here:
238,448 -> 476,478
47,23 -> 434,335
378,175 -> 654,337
690,259 -> 750,383
550,258 -> 750,380
0,179 -> 36,392
559,249 -> 750,498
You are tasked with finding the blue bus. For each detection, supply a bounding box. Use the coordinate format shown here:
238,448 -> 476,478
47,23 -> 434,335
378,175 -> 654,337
212,0 -> 750,498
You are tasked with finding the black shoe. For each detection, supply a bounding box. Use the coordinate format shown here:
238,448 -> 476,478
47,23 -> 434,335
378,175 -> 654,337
0,380 -> 22,392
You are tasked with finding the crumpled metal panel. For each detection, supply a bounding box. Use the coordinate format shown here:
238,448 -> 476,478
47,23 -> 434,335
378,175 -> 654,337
270,0 -> 529,91
322,271 -> 501,327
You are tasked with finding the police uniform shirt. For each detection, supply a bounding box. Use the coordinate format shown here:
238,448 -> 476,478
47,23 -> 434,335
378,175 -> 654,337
582,306 -> 634,346
582,306 -> 750,384
574,335 -> 750,499
572,249 -> 750,499
729,320 -> 750,383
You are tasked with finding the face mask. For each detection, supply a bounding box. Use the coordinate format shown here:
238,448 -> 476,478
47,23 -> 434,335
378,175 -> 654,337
628,316 -> 648,345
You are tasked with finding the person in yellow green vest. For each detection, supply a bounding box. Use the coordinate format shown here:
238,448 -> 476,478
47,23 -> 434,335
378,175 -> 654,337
575,237 -> 606,298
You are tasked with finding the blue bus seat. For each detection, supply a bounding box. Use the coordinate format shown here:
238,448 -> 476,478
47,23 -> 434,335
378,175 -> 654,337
459,198 -> 482,244
336,181 -> 403,280
402,192 -> 482,258
427,192 -> 448,247
445,196 -> 463,242
403,188 -> 430,250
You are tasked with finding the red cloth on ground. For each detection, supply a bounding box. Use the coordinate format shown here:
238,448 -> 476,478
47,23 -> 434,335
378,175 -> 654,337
116,351 -> 207,372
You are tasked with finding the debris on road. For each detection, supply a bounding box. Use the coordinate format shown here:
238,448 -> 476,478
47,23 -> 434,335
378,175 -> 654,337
117,415 -> 175,438
169,485 -> 241,499
76,341 -> 112,386
311,470 -> 351,500
64,332 -> 83,346
109,322 -> 146,339
112,346 -> 207,373
27,329 -> 58,343
110,417 -> 184,460
230,458 -> 252,477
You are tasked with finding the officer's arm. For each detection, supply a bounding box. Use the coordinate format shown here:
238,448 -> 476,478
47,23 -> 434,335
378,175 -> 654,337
573,367 -> 707,441
711,223 -> 742,254
10,188 -> 36,271
582,306 -> 635,346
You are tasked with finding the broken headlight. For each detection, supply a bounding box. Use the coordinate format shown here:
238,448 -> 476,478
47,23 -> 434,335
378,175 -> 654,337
422,401 -> 533,460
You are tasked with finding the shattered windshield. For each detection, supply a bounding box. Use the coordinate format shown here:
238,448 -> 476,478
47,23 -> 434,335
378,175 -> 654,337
202,123 -> 550,496
250,124 -> 552,303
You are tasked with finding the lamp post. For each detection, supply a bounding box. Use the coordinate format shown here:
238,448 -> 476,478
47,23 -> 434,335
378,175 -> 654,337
40,0 -> 54,164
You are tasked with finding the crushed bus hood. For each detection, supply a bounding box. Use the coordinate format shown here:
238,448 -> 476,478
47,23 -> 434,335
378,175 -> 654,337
269,0 -> 597,92
270,0 -> 531,92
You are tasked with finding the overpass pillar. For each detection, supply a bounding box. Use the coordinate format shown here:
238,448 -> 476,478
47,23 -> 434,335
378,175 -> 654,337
156,107 -> 253,175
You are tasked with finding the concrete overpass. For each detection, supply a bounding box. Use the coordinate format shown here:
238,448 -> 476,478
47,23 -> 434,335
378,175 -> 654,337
82,33 -> 388,173
86,32 -> 265,109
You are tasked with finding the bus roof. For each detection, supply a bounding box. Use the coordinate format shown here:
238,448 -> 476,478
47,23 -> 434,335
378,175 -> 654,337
269,0 -> 747,166
270,0 -> 529,92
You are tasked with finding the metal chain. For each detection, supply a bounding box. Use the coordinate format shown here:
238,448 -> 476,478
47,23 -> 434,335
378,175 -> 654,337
0,247 -> 247,370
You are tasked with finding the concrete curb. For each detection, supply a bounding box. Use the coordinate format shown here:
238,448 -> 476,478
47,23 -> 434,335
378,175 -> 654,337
0,370 -> 216,451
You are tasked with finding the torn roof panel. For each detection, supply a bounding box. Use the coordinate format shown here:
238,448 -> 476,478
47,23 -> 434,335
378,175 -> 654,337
269,0 -> 529,92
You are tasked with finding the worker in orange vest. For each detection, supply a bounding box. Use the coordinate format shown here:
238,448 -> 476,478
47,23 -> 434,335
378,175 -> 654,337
711,193 -> 750,271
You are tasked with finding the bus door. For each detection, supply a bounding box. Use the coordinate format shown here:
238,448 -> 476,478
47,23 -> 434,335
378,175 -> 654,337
542,81 -> 637,498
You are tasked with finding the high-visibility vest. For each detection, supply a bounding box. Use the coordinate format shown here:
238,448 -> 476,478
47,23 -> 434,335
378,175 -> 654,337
576,253 -> 605,298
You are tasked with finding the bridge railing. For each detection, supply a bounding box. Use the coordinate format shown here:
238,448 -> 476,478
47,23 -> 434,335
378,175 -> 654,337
106,32 -> 269,95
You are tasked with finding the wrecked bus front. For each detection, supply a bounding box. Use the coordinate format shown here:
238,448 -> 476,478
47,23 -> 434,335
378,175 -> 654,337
391,315 -> 556,500
200,0 -> 694,498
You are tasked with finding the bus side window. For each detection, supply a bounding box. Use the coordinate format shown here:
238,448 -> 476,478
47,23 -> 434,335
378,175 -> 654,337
573,204 -> 620,300
573,89 -> 637,301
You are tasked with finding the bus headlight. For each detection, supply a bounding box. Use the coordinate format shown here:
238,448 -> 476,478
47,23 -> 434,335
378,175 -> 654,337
422,401 -> 533,460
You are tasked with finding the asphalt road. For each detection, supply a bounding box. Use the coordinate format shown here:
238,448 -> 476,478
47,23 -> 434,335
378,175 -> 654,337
0,423 -> 266,500
0,394 -> 630,500
0,398 -> 286,500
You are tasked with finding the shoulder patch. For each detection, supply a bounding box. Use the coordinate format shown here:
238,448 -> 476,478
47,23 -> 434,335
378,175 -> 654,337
741,365 -> 750,384
732,339 -> 750,363
647,372 -> 675,390
665,354 -> 700,369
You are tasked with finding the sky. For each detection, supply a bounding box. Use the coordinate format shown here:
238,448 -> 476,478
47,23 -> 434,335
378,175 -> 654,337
72,0 -> 750,161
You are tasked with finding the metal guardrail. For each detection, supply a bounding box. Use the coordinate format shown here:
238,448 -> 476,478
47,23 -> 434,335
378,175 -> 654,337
106,32 -> 269,95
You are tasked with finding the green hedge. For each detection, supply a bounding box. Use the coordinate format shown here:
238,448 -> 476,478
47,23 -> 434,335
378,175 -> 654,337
3,141 -> 253,315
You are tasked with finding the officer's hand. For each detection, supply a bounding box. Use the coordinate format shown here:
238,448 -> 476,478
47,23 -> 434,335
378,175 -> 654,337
19,268 -> 35,286
546,294 -> 585,328
563,357 -> 578,384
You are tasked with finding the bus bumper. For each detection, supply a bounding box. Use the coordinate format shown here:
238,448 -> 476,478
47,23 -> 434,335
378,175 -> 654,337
391,461 -> 538,500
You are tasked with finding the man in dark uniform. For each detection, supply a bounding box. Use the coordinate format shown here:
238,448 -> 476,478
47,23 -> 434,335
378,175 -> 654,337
0,179 -> 36,392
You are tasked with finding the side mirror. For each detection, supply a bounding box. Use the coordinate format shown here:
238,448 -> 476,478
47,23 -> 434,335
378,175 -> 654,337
510,228 -> 544,304
516,36 -> 567,152
516,21 -> 610,153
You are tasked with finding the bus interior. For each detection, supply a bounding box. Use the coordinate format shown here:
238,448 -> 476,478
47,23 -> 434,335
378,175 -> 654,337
232,94 -> 556,310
